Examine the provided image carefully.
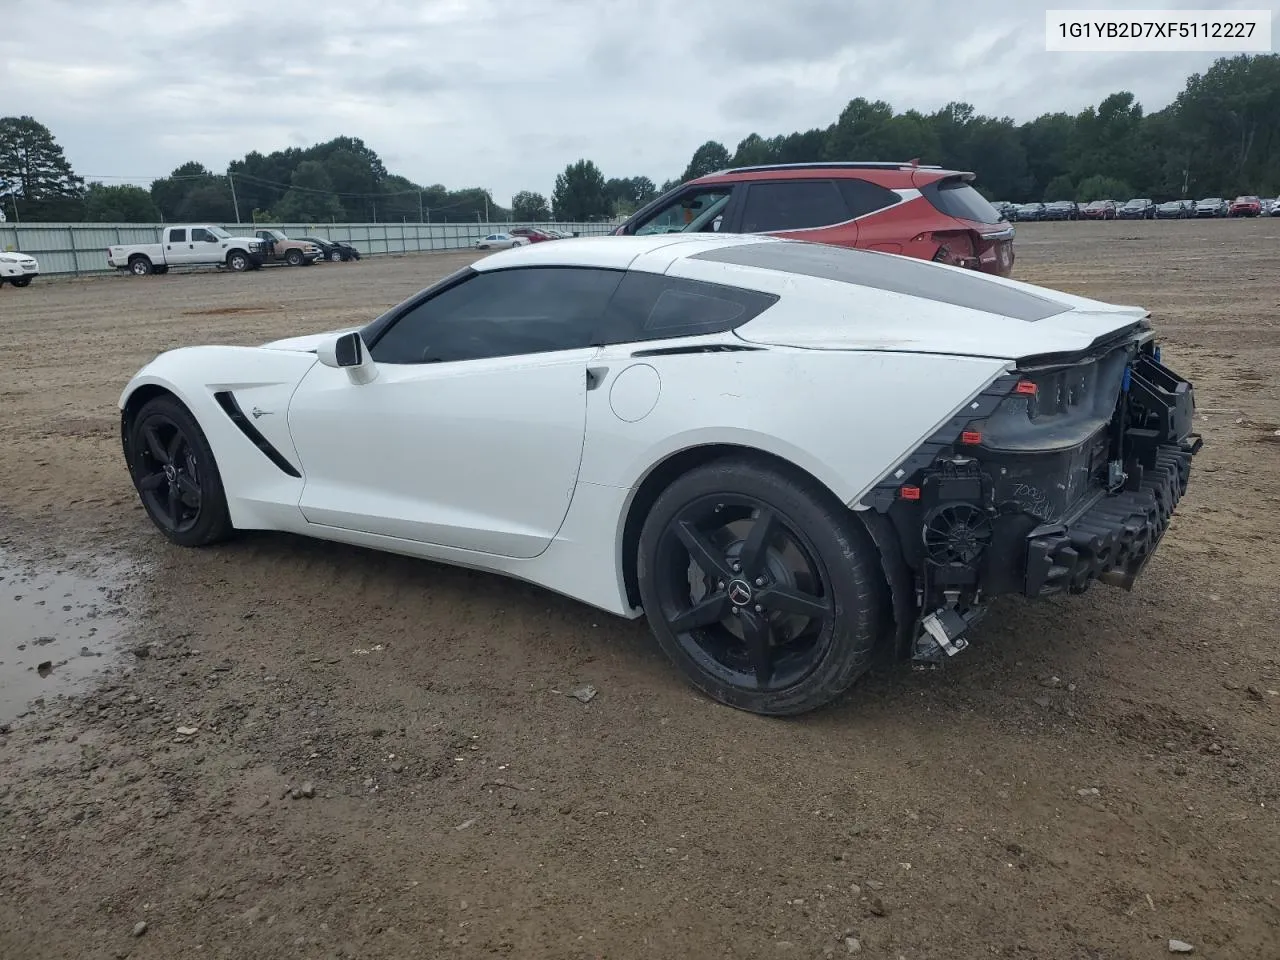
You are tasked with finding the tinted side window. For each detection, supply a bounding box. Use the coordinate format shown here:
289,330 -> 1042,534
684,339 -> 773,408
369,267 -> 623,364
836,178 -> 902,218
168,229 -> 187,243
599,272 -> 779,344
739,180 -> 848,233
191,228 -> 213,242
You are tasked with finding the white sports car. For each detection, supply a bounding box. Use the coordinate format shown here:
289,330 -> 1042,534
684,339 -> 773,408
0,251 -> 39,287
119,235 -> 1200,715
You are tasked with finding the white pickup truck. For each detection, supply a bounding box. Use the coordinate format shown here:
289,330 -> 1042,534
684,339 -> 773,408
107,225 -> 265,276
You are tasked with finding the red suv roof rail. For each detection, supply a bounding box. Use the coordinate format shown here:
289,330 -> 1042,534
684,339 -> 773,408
706,161 -> 949,176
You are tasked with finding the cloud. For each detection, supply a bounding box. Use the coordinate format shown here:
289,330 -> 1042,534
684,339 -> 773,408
0,0 -> 1249,203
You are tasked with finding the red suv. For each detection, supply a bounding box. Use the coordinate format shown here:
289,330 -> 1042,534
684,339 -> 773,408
509,227 -> 557,243
1229,195 -> 1262,217
612,162 -> 1015,276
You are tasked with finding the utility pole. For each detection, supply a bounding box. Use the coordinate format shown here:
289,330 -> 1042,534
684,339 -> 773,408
418,190 -> 424,223
484,194 -> 489,223
227,172 -> 241,224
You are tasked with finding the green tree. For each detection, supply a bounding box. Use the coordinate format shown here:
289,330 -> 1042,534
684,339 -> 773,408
552,160 -> 609,221
1043,174 -> 1075,201
83,183 -> 160,222
511,190 -> 551,221
150,162 -> 224,221
271,161 -> 344,222
175,182 -> 236,222
0,115 -> 84,220
681,141 -> 731,182
1074,174 -> 1133,201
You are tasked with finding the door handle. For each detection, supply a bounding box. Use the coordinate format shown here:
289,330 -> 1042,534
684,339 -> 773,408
586,366 -> 608,391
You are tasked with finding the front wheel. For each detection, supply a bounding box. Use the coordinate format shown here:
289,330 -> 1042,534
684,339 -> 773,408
285,249 -> 304,266
226,250 -> 251,272
636,456 -> 885,715
10,276 -> 31,287
125,394 -> 233,547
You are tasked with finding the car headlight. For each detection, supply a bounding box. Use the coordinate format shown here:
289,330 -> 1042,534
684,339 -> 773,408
0,256 -> 15,263
249,242 -> 261,251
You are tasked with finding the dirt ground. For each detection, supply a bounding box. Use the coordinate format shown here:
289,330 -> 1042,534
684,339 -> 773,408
1,221 -> 1277,960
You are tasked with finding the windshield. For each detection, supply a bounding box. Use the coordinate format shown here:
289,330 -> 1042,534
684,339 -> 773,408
209,225 -> 231,239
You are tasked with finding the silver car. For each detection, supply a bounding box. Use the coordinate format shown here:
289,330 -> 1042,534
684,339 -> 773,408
474,233 -> 528,250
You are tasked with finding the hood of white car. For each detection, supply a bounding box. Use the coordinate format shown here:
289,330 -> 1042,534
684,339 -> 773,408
260,327 -> 359,352
0,252 -> 38,265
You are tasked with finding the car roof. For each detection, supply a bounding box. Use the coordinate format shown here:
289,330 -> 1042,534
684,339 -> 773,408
472,233 -> 779,271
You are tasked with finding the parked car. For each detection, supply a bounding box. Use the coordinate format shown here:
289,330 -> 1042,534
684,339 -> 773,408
509,227 -> 558,243
613,161 -> 1016,277
991,201 -> 1018,221
474,233 -> 528,250
1117,198 -> 1156,220
297,236 -> 361,262
1229,195 -> 1262,217
117,234 -> 1200,715
254,230 -> 323,266
1155,201 -> 1187,219
1194,198 -> 1228,217
1014,202 -> 1046,222
0,251 -> 39,287
1270,197 -> 1280,216
107,225 -> 264,276
1081,200 -> 1117,220
1042,200 -> 1078,221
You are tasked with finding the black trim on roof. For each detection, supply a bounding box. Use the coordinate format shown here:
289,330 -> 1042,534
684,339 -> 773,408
710,162 -> 950,175
689,241 -> 1072,323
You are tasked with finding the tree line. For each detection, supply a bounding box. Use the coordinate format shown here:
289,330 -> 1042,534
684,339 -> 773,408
3,54 -> 1278,224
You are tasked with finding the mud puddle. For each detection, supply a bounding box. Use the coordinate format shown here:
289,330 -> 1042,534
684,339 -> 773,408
0,546 -> 139,724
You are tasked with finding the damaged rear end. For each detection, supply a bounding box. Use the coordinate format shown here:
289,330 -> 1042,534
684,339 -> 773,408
861,322 -> 1201,662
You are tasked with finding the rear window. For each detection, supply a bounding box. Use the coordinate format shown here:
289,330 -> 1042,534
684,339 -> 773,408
924,177 -> 1003,224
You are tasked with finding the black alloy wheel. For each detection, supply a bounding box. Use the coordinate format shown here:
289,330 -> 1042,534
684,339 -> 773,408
127,395 -> 233,547
637,457 -> 885,715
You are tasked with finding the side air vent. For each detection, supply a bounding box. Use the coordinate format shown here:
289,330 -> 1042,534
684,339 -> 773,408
213,391 -> 302,478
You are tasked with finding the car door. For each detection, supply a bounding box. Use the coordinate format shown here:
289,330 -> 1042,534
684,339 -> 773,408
629,184 -> 742,236
162,227 -> 195,265
189,226 -> 223,263
285,265 -> 624,559
734,178 -> 857,243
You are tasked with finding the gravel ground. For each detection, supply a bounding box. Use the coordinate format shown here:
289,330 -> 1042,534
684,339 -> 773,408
0,222 -> 1277,959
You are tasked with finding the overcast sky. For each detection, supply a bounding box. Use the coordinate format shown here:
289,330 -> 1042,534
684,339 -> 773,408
2,0 -> 1272,203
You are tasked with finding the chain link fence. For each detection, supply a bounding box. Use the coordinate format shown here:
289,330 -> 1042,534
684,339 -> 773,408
0,221 -> 619,277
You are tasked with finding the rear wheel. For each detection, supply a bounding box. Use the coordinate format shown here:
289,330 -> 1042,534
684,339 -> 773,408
637,457 -> 885,716
328,249 -> 343,262
125,395 -> 233,547
129,255 -> 153,276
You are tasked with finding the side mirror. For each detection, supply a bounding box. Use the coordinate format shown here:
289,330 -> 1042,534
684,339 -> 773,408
317,331 -> 378,385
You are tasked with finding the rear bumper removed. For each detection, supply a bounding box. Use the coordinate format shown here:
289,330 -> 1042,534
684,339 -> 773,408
862,338 -> 1201,663
1024,435 -> 1198,596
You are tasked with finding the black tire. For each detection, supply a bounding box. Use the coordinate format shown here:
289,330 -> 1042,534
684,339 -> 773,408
129,255 -> 153,277
125,394 -> 234,548
636,456 -> 885,716
226,250 -> 251,272
10,276 -> 31,287
328,249 -> 343,262
285,248 -> 304,266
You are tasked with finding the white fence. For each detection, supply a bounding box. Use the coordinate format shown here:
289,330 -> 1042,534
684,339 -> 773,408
0,221 -> 618,277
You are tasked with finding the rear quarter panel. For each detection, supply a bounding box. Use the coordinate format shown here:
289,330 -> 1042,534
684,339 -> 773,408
579,346 -> 1011,507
